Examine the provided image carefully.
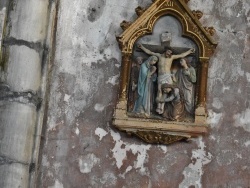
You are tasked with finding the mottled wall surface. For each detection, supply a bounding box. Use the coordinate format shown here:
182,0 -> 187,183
38,0 -> 250,187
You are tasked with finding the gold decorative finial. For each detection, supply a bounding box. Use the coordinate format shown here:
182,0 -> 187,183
120,20 -> 132,31
192,10 -> 203,20
204,27 -> 216,36
135,6 -> 146,17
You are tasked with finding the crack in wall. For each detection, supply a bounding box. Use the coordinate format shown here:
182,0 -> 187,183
0,155 -> 36,174
0,83 -> 42,108
3,37 -> 44,53
0,155 -> 29,166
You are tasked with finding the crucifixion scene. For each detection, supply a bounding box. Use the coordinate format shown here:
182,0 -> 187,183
128,16 -> 198,122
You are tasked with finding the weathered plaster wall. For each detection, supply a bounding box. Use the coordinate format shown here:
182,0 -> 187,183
38,0 -> 250,187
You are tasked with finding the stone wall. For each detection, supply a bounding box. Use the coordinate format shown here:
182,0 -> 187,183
0,0 -> 57,187
1,0 -> 250,187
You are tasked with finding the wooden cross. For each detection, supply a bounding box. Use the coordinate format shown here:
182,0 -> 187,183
134,32 -> 197,67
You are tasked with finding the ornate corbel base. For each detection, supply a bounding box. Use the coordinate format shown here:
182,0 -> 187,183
113,99 -> 208,145
131,131 -> 189,145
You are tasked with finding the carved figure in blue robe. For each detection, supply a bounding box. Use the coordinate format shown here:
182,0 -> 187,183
133,56 -> 158,116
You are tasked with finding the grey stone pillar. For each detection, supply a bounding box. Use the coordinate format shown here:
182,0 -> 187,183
0,0 -> 52,187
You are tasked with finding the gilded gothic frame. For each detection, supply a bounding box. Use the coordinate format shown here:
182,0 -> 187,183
113,0 -> 217,145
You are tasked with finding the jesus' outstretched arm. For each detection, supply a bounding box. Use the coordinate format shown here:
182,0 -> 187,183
138,44 -> 161,58
172,48 -> 195,60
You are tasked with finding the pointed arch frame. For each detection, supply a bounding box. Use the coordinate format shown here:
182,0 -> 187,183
113,0 -> 217,145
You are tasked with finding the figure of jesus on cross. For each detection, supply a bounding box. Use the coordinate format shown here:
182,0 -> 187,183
137,43 -> 195,114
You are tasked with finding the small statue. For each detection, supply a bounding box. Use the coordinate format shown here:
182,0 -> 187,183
158,84 -> 185,121
133,56 -> 158,117
138,43 -> 195,115
173,58 -> 196,116
129,57 -> 143,111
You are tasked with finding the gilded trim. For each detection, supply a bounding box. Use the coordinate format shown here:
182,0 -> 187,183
114,0 -> 217,145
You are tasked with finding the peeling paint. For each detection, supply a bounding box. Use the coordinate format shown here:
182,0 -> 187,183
100,172 -> 117,185
94,103 -> 105,112
209,135 -> 216,141
119,166 -> 133,179
110,129 -> 151,175
179,138 -> 212,188
95,127 -> 108,140
246,72 -> 250,82
244,141 -> 250,147
236,153 -> 242,159
48,180 -> 64,188
106,74 -> 119,85
158,145 -> 167,154
207,110 -> 223,128
48,117 -> 64,131
75,127 -> 80,135
47,171 -> 53,178
91,172 -> 117,187
188,0 -> 215,13
234,109 -> 250,132
53,162 -> 62,174
212,97 -> 223,110
79,153 -> 100,174
42,155 -> 50,167
156,164 -> 167,175
63,94 -> 70,102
